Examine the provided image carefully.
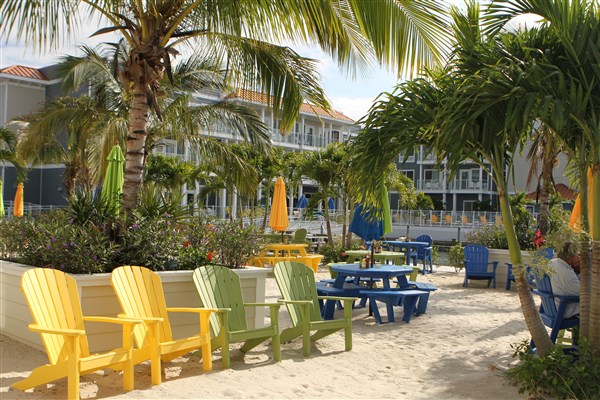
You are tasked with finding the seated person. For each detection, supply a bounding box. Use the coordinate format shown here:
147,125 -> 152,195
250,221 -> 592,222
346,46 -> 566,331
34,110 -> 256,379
549,245 -> 581,319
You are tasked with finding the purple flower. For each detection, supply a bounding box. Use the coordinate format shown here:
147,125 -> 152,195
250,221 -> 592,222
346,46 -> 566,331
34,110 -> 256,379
50,236 -> 57,243
63,243 -> 68,248
59,264 -> 65,270
132,224 -> 140,230
70,241 -> 75,247
165,212 -> 170,218
46,244 -> 51,250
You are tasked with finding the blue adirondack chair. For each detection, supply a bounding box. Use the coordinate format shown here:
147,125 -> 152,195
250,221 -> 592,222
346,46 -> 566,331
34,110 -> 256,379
530,273 -> 579,347
410,235 -> 433,274
506,248 -> 554,290
463,244 -> 499,288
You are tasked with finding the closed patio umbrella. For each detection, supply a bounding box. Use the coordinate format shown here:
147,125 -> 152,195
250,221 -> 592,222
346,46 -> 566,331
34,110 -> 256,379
297,194 -> 308,209
0,180 -> 4,217
100,144 -> 125,217
328,197 -> 335,210
269,176 -> 289,239
569,168 -> 595,236
350,186 -> 392,266
13,182 -> 23,217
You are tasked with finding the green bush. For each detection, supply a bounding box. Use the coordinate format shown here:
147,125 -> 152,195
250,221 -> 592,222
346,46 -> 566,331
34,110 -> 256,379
505,340 -> 600,400
1,206 -> 265,272
318,243 -> 355,264
0,212 -> 113,274
448,243 -> 465,272
208,220 -> 263,269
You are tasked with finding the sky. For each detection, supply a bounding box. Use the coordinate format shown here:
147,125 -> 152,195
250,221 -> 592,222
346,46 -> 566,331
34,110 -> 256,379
0,0 -> 488,122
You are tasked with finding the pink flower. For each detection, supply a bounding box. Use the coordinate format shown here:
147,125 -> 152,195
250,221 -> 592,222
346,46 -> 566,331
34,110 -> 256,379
533,229 -> 544,249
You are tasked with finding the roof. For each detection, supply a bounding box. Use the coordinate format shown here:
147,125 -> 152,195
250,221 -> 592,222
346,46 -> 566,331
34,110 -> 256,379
0,65 -> 49,81
526,183 -> 578,201
227,89 -> 355,123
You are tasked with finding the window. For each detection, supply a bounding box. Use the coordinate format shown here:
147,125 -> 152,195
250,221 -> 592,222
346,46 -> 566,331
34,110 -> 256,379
463,200 -> 475,211
331,130 -> 340,142
401,170 -> 414,180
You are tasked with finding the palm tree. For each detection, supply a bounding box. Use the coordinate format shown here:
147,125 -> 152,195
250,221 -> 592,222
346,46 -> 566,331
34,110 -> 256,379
17,43 -> 269,197
1,0 -> 450,210
487,0 -> 600,354
298,144 -> 345,243
0,127 -> 27,187
352,3 -> 557,355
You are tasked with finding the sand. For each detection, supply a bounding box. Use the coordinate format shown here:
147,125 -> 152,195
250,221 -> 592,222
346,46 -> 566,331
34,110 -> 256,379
0,266 -> 529,399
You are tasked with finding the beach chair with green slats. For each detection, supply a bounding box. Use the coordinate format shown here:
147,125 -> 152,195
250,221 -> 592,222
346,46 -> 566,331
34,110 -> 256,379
273,261 -> 355,356
192,265 -> 281,368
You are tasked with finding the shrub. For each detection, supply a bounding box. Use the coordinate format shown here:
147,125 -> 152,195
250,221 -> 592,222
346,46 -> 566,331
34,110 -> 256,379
465,224 -> 510,249
0,211 -> 113,274
208,220 -> 263,269
318,244 -> 350,264
505,340 -> 600,399
448,243 -> 465,272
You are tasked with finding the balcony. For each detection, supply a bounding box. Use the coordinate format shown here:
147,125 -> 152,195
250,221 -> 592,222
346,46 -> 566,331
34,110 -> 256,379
450,179 -> 492,192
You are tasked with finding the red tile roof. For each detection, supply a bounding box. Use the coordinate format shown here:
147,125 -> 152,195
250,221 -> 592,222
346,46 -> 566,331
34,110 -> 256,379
526,183 -> 578,201
227,89 -> 355,123
0,65 -> 48,81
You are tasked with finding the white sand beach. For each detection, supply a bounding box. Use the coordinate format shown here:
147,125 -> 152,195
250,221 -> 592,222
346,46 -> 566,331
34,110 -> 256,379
1,266 -> 530,399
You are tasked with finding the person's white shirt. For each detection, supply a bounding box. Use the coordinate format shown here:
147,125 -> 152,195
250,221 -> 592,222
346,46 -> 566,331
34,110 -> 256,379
549,257 -> 580,318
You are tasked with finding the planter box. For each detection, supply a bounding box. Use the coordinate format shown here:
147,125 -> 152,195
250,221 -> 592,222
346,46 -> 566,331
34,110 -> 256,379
486,249 -> 532,289
0,261 -> 270,353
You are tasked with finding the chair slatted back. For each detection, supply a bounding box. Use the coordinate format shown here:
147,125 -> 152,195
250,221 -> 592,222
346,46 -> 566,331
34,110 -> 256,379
21,268 -> 90,365
444,215 -> 453,225
414,235 -> 433,258
533,275 -> 559,320
291,228 -> 308,244
463,244 -> 490,273
274,261 -> 322,326
193,266 -> 247,337
111,266 -> 173,348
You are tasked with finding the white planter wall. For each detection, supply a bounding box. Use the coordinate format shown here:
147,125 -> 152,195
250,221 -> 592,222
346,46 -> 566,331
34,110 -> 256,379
486,249 -> 532,289
0,261 -> 269,353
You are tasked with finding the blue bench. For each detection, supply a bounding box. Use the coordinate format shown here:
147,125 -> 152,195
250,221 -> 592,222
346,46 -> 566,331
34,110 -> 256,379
316,281 -> 363,317
359,289 -> 429,323
392,281 -> 438,315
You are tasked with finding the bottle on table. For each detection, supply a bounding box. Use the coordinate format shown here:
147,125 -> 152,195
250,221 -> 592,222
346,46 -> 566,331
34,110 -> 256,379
360,256 -> 367,269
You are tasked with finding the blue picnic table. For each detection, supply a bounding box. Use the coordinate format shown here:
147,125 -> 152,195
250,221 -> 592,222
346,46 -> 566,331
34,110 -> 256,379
383,241 -> 432,274
319,264 -> 430,323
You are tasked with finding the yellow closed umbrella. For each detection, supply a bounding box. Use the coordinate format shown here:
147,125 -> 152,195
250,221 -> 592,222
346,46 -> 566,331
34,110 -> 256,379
269,176 -> 289,236
13,182 -> 23,217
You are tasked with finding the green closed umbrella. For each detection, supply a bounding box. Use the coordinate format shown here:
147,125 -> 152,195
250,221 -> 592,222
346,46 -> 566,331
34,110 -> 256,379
101,144 -> 125,216
0,180 -> 5,217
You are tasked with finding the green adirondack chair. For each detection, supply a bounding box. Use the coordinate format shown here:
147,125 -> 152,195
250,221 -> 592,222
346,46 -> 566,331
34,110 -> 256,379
273,261 -> 355,357
192,266 -> 281,369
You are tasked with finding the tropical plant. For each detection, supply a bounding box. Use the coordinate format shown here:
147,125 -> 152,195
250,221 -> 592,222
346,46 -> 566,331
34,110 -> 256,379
1,0 -> 450,211
0,127 -> 27,185
448,243 -> 465,273
487,0 -> 600,353
351,3 -> 557,354
16,43 -> 269,198
208,219 -> 263,269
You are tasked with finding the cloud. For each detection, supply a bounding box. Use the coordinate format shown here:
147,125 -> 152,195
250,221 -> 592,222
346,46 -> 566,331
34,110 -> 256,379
329,95 -> 380,122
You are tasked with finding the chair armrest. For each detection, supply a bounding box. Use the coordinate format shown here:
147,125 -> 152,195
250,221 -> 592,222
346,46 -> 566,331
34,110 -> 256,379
83,316 -> 142,326
118,313 -> 163,323
166,307 -> 218,316
555,295 -> 580,303
244,302 -> 281,309
28,324 -> 85,336
317,295 -> 359,302
489,261 -> 499,270
277,299 -> 313,305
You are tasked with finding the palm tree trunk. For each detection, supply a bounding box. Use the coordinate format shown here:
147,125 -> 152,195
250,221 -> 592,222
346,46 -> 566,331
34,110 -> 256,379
499,183 -> 554,355
537,154 -> 555,235
123,84 -> 149,211
578,162 -> 591,340
588,164 -> 600,354
261,182 -> 271,231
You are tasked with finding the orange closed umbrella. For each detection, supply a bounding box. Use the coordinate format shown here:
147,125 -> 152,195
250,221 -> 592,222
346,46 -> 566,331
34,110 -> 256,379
13,182 -> 24,217
269,176 -> 289,233
569,168 -> 594,236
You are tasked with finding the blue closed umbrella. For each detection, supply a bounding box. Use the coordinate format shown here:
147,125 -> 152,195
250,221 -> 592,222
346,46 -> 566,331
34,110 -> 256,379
328,197 -> 335,210
297,194 -> 308,209
350,186 -> 392,265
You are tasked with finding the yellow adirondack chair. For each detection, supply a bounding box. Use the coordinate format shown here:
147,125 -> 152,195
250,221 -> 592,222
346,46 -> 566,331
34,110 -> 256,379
13,268 -> 141,400
111,266 -> 216,385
